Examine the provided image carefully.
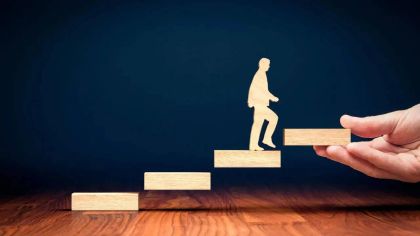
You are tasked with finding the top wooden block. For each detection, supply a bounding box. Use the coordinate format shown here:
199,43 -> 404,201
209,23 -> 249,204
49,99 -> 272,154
284,129 -> 351,146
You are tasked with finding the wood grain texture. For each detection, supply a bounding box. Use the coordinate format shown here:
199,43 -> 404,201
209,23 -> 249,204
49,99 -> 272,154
71,192 -> 139,210
144,172 -> 211,190
1,186 -> 419,235
214,150 -> 281,168
284,129 -> 351,146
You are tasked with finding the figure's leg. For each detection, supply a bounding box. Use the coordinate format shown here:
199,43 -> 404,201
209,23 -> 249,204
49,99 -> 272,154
262,107 -> 278,148
249,108 -> 264,151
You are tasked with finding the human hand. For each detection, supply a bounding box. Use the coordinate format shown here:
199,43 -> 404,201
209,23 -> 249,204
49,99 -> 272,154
314,104 -> 420,183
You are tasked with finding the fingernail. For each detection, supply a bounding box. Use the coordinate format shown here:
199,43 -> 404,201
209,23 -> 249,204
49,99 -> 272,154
342,114 -> 356,121
340,115 -> 354,128
347,143 -> 358,152
326,145 -> 339,154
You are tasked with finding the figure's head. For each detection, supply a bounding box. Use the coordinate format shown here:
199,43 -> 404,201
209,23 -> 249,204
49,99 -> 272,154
258,58 -> 270,71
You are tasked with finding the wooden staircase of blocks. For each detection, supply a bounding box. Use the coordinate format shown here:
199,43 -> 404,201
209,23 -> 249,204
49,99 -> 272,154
71,128 -> 350,210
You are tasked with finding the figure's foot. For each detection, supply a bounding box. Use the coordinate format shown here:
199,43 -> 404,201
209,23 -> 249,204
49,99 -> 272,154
262,139 -> 276,148
250,145 -> 264,151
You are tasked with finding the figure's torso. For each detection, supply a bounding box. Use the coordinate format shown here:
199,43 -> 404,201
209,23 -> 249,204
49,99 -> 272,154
248,70 -> 270,107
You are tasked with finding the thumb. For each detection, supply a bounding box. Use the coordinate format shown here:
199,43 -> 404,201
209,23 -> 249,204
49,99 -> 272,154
340,111 -> 402,139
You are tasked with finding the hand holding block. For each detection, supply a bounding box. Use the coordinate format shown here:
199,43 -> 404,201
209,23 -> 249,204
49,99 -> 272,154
214,150 -> 281,168
284,129 -> 351,146
144,172 -> 211,190
71,192 -> 139,211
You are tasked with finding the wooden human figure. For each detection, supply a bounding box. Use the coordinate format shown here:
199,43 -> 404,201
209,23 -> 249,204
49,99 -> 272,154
248,58 -> 279,151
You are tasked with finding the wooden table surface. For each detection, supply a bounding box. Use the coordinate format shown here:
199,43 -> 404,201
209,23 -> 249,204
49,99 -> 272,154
0,185 -> 419,236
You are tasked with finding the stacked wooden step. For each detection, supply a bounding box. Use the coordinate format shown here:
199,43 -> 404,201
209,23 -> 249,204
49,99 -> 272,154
71,193 -> 139,211
283,129 -> 350,146
144,172 -> 211,190
214,150 -> 281,168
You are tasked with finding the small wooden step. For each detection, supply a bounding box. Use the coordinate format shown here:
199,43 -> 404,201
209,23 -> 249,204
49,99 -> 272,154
284,128 -> 351,146
214,150 -> 281,168
71,192 -> 139,211
144,172 -> 211,190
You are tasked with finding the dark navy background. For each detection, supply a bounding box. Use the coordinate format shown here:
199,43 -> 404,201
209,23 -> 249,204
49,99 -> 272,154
1,0 -> 419,193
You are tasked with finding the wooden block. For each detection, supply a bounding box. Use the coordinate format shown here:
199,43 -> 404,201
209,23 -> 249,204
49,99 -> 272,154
71,192 -> 139,211
284,129 -> 351,146
144,172 -> 211,190
214,150 -> 281,168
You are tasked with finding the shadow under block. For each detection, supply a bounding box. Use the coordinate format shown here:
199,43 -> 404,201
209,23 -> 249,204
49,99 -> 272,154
144,172 -> 211,190
284,129 -> 351,146
71,193 -> 139,211
214,150 -> 281,168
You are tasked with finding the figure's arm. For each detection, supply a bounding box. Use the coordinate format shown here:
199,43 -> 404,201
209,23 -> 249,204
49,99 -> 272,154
268,90 -> 279,102
264,74 -> 278,102
247,80 -> 255,108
